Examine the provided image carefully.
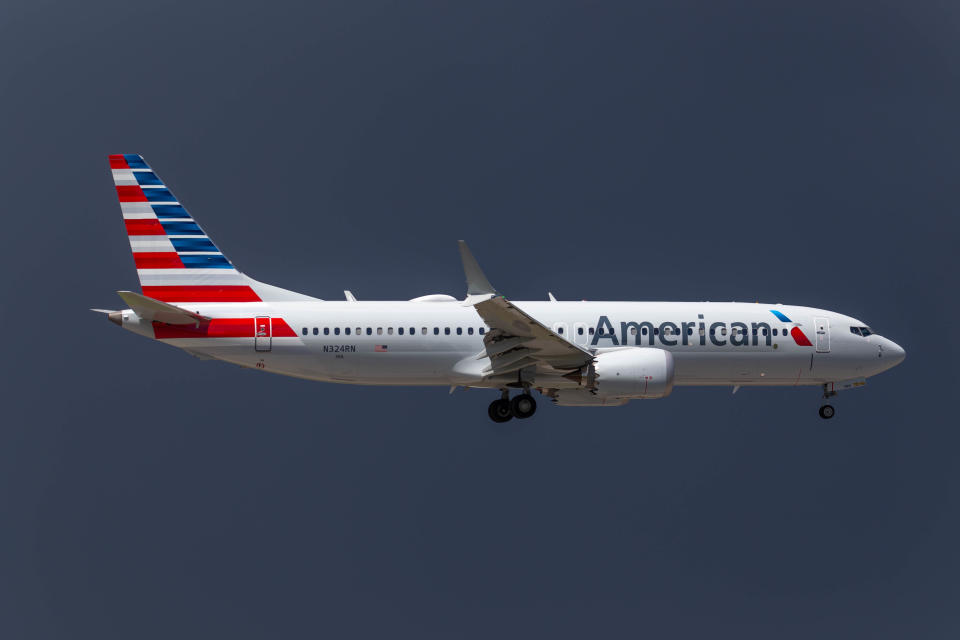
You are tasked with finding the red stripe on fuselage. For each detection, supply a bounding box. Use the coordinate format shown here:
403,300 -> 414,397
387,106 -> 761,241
272,319 -> 296,337
124,219 -> 166,235
791,327 -> 813,347
133,252 -> 184,269
141,285 -> 262,303
116,185 -> 147,202
109,155 -> 129,169
153,317 -> 297,339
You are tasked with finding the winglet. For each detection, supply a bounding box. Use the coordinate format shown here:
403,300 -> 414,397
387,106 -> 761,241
458,240 -> 496,298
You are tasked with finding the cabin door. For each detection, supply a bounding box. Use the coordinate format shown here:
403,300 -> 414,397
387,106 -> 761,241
255,316 -> 272,352
814,317 -> 830,353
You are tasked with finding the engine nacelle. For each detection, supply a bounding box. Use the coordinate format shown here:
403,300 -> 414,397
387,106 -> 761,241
592,348 -> 675,399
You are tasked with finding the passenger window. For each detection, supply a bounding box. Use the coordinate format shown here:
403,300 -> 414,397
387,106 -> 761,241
398,327 -> 404,335
479,328 -> 485,335
377,327 -> 383,335
434,327 -> 439,335
388,327 -> 394,335
409,327 -> 414,335
302,327 -> 308,336
324,328 -> 330,335
444,328 -> 451,335
366,328 -> 372,336
589,328 -> 595,335
468,327 -> 474,335
334,327 -> 340,335
345,328 -> 351,335
313,328 -> 318,335
457,327 -> 462,335
355,327 -> 361,335
630,327 -> 637,335
578,327 -> 584,335
642,327 -> 648,335
422,327 -> 427,335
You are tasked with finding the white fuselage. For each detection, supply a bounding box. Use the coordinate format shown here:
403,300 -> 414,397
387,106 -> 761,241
118,299 -> 905,389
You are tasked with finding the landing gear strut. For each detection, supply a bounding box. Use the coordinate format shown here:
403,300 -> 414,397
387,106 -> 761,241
819,384 -> 837,420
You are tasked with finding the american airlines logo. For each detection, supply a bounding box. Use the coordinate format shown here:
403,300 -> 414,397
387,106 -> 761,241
590,311 -> 812,348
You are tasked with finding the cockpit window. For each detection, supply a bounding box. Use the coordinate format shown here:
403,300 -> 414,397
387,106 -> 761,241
850,326 -> 873,337
850,327 -> 862,336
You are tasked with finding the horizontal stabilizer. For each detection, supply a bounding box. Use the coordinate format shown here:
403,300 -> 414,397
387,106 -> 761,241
116,290 -> 210,325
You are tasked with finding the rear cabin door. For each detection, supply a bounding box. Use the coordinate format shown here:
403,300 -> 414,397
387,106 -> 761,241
255,316 -> 272,352
814,317 -> 830,353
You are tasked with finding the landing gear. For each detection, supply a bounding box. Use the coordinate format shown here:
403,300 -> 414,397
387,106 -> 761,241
488,398 -> 513,423
487,390 -> 537,422
819,383 -> 837,420
511,393 -> 537,419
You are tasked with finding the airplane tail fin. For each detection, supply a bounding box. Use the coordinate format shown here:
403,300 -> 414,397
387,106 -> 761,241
109,154 -> 316,303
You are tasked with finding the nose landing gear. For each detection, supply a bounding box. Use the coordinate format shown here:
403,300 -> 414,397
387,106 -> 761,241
487,390 -> 537,422
819,383 -> 837,419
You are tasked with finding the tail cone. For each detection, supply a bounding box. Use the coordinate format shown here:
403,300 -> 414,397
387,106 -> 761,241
108,311 -> 122,326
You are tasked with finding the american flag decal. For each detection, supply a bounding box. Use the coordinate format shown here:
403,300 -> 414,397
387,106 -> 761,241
375,345 -> 388,352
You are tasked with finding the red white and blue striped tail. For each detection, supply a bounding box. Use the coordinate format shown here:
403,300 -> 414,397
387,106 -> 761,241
110,154 -> 315,304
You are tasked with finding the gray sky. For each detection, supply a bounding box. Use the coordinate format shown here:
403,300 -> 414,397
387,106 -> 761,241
1,1 -> 958,638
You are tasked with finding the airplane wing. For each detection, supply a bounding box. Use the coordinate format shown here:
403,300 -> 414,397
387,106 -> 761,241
458,241 -> 594,377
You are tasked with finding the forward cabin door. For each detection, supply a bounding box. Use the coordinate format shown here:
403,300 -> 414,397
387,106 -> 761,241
814,317 -> 830,353
255,316 -> 272,352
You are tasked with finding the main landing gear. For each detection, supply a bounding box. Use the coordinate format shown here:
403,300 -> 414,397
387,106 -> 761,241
819,383 -> 837,420
488,390 -> 537,422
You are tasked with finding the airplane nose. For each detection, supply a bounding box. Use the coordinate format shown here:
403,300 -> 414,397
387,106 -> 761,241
885,339 -> 905,367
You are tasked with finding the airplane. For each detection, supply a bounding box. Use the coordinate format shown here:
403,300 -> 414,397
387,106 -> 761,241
95,154 -> 905,422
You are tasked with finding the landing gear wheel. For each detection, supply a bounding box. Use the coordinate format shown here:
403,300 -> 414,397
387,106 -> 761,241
488,399 -> 513,423
819,404 -> 835,420
511,393 -> 537,419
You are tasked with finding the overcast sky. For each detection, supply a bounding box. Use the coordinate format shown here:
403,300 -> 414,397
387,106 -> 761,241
1,1 -> 958,638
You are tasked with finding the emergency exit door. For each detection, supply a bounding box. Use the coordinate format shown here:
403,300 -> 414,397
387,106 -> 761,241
814,317 -> 830,353
255,316 -> 272,352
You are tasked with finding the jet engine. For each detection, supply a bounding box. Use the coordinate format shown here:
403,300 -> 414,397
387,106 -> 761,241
591,348 -> 675,399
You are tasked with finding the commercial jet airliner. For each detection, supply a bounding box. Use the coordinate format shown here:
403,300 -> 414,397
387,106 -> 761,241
96,155 -> 905,422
